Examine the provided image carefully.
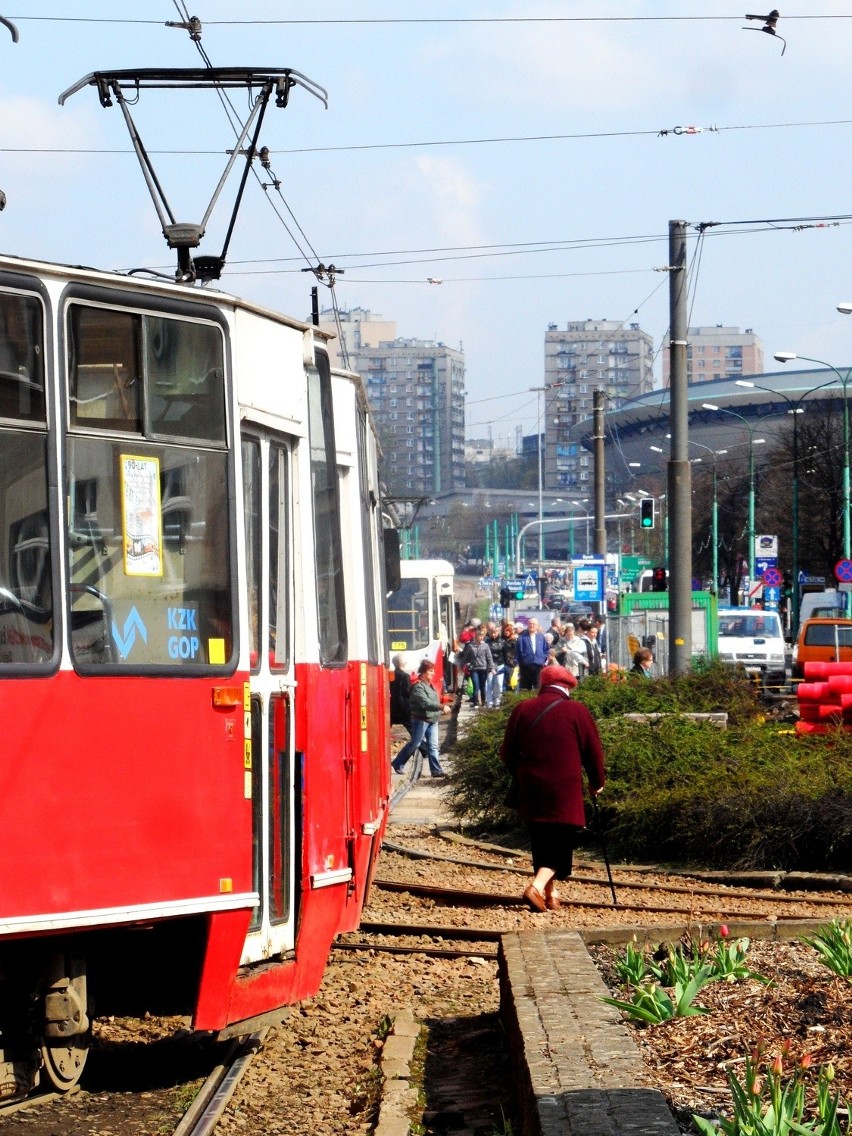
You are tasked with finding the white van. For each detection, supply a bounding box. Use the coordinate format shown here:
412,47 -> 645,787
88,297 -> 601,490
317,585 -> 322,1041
717,608 -> 787,690
799,588 -> 849,625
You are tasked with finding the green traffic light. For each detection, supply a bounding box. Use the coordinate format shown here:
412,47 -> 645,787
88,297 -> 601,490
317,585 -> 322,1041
514,590 -> 524,600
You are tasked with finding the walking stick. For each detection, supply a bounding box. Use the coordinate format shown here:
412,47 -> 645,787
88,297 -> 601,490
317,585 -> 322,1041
592,795 -> 618,907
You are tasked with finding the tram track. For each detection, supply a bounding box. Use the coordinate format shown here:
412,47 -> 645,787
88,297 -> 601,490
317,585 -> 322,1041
173,1030 -> 266,1136
381,841 -> 852,908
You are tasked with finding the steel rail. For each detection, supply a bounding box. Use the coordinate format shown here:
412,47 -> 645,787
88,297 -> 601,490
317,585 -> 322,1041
372,877 -> 813,920
173,1030 -> 266,1136
387,842 -> 852,906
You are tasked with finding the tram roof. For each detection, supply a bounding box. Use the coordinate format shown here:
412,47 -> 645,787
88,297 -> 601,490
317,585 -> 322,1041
0,251 -> 334,342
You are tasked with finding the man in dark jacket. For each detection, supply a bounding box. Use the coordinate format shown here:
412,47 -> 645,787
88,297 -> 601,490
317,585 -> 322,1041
500,664 -> 605,912
389,654 -> 413,730
515,617 -> 549,690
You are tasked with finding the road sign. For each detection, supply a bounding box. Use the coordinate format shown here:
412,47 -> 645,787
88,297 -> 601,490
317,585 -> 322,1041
748,581 -> 764,600
762,566 -> 783,588
835,559 -> 852,584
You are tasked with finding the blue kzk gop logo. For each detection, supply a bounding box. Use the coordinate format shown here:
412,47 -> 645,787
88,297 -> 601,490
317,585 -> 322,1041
111,605 -> 201,661
112,607 -> 148,658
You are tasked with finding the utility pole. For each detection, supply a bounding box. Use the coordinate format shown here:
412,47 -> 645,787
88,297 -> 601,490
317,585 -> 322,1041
593,389 -> 607,558
668,220 -> 692,675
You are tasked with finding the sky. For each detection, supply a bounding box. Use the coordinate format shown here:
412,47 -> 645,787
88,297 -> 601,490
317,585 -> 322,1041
3,3 -> 852,444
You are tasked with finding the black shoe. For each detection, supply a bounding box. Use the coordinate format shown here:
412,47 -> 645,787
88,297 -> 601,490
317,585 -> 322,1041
392,764 -> 405,775
431,772 -> 446,780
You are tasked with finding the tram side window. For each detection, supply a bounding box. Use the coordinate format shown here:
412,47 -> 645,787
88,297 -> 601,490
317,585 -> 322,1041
242,438 -> 262,670
356,406 -> 381,665
0,292 -> 45,423
307,359 -> 346,666
269,442 -> 291,672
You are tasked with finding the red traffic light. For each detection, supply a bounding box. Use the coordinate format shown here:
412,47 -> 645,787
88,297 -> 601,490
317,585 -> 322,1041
652,566 -> 667,592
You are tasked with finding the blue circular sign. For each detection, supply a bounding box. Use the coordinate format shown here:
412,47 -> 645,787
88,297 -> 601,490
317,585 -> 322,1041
762,566 -> 782,588
835,559 -> 852,583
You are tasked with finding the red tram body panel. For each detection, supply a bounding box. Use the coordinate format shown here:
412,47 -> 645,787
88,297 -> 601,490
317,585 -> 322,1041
0,255 -> 393,1095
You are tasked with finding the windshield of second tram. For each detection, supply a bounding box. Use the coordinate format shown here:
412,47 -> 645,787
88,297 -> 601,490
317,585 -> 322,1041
387,576 -> 430,651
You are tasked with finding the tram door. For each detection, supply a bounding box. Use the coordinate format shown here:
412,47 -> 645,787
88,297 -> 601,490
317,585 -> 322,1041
241,431 -> 299,962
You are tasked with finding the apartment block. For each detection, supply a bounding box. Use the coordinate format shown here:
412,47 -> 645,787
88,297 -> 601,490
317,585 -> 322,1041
317,307 -> 397,370
662,325 -> 764,386
543,319 -> 655,490
350,343 -> 466,497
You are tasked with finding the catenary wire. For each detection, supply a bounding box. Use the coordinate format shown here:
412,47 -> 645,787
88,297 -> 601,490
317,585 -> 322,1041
5,118 -> 852,157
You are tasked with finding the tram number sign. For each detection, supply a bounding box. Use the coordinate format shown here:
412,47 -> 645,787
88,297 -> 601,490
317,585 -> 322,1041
762,566 -> 783,588
835,559 -> 852,584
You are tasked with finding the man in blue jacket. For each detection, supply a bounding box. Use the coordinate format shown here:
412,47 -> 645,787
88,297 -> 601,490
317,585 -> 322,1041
516,617 -> 549,690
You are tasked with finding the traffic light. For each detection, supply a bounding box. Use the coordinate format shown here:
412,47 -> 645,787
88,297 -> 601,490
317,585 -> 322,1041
652,566 -> 667,592
499,586 -> 512,608
514,588 -> 525,600
640,498 -> 655,529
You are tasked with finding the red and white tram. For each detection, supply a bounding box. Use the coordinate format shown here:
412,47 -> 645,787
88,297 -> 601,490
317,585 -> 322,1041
0,254 -> 394,1097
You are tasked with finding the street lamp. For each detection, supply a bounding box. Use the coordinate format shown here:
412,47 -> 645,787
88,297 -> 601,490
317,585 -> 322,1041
775,345 -> 852,561
701,404 -> 765,590
688,440 -> 727,595
735,373 -> 840,638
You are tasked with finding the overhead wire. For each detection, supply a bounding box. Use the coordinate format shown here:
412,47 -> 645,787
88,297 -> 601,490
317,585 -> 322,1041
5,116 -> 852,158
8,13 -> 848,26
162,1 -> 353,358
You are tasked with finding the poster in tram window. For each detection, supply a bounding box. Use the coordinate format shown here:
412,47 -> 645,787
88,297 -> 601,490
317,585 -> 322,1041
120,455 -> 164,577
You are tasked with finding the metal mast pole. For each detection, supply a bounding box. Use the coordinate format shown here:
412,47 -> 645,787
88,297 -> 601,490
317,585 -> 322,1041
668,220 -> 692,675
593,388 -> 607,557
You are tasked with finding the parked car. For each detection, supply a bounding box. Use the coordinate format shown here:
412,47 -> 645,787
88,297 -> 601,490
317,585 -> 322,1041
559,601 -> 594,622
792,617 -> 852,679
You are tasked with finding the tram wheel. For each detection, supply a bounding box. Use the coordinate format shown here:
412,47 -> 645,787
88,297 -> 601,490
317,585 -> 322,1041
38,953 -> 91,1092
40,1031 -> 90,1091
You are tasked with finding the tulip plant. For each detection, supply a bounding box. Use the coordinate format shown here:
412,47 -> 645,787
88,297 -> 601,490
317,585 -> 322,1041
802,920 -> 852,980
692,1046 -> 848,1136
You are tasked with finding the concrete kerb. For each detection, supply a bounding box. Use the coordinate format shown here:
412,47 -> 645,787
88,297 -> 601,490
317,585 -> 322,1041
375,1008 -> 421,1136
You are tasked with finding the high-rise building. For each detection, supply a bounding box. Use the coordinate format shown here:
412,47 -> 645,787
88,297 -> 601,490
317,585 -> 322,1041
319,310 -> 465,496
317,307 -> 397,370
363,340 -> 465,497
543,319 -> 655,490
662,325 -> 764,386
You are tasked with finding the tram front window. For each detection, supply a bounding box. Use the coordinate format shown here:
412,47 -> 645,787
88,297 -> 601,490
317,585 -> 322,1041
387,577 -> 429,651
66,302 -> 233,670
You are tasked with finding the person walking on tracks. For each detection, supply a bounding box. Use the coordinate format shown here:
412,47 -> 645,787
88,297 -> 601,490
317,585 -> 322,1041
499,664 -> 606,912
392,659 -> 450,779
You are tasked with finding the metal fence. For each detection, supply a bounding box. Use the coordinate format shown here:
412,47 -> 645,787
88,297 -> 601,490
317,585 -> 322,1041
605,607 -> 712,676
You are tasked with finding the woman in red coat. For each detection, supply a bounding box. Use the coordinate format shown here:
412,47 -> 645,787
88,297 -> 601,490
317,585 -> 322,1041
500,664 -> 606,912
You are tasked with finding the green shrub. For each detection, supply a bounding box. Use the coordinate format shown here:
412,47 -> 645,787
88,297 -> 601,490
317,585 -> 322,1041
445,666 -> 852,871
